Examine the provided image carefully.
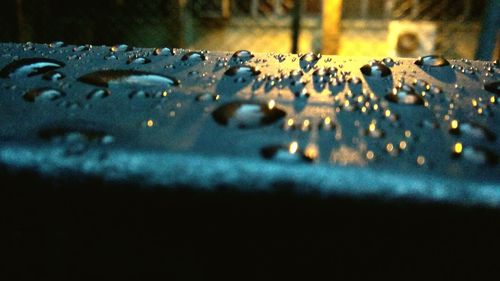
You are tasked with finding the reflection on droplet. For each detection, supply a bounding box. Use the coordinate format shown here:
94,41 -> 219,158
449,121 -> 496,141
212,101 -> 286,128
78,70 -> 179,88
232,50 -> 254,61
42,71 -> 65,81
154,47 -> 174,56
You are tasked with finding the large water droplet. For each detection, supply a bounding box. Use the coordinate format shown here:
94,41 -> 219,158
360,61 -> 391,78
212,101 -> 286,128
77,70 -> 179,88
224,65 -> 261,77
385,84 -> 424,105
0,58 -> 65,78
415,55 -> 450,67
23,88 -> 65,102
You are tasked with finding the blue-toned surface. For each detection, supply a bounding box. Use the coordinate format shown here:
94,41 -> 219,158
0,43 -> 498,206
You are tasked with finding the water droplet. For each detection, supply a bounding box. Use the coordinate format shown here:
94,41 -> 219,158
195,92 -> 219,101
261,142 -> 315,162
484,81 -> 499,95
78,70 -> 179,88
415,55 -> 450,67
299,52 -> 320,71
212,101 -> 286,128
110,44 -> 132,52
385,84 -> 424,105
0,58 -> 65,78
42,71 -> 65,81
449,121 -> 496,141
453,144 -> 498,166
181,51 -> 206,62
153,47 -> 175,56
360,61 -> 391,78
232,50 -> 254,62
49,41 -> 65,48
87,89 -> 111,100
127,57 -> 151,65
224,65 -> 261,77
23,88 -> 65,102
73,45 -> 92,52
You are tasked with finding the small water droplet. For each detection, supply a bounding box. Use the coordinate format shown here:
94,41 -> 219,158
42,71 -> 65,81
360,61 -> 391,78
23,88 -> 65,102
153,47 -> 175,56
449,121 -> 496,141
127,57 -> 151,65
87,89 -> 111,100
232,50 -> 254,62
415,55 -> 450,67
224,65 -> 261,77
110,44 -> 132,52
212,101 -> 286,128
385,84 -> 424,105
181,51 -> 206,62
261,142 -> 315,162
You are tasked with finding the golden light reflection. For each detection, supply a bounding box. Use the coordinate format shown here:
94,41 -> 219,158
399,141 -> 407,150
366,150 -> 374,160
471,99 -> 478,107
404,130 -> 412,138
454,142 -> 463,154
384,109 -> 391,118
417,156 -> 426,166
386,143 -> 394,153
289,141 -> 299,154
451,119 -> 459,129
146,119 -> 154,127
490,96 -> 496,104
268,99 -> 276,109
304,145 -> 319,160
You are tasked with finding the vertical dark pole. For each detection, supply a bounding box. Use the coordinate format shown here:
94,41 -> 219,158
475,0 -> 500,60
291,0 -> 301,54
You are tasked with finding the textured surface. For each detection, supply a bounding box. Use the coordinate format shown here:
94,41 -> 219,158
0,42 -> 499,206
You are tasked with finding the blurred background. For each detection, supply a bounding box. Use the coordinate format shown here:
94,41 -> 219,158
0,0 -> 498,59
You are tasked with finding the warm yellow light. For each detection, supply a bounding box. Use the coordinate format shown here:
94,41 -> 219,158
324,117 -> 331,125
366,150 -> 374,160
147,119 -> 154,127
368,123 -> 376,132
404,130 -> 412,138
289,141 -> 299,154
490,96 -> 496,104
399,141 -> 407,150
287,119 -> 294,126
417,156 -> 425,166
454,142 -> 463,154
471,99 -> 478,107
305,146 -> 319,160
386,143 -> 394,152
268,99 -> 276,109
384,109 -> 391,117
451,120 -> 459,129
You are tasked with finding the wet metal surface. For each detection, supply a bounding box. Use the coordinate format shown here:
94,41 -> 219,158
0,42 -> 499,206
